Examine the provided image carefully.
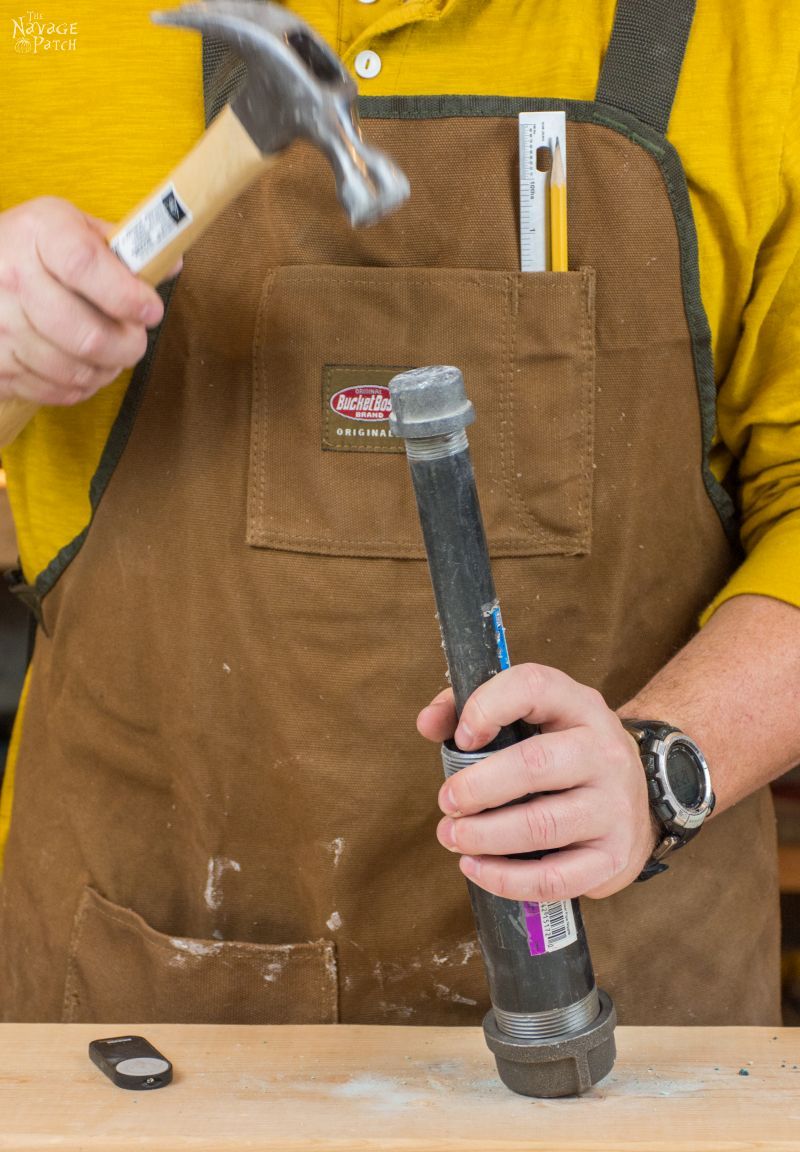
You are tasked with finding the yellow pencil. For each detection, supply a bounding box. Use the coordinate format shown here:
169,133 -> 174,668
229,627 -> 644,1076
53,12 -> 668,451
550,137 -> 568,272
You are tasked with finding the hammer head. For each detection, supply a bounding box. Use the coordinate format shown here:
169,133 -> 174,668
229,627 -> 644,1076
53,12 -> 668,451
152,1 -> 410,226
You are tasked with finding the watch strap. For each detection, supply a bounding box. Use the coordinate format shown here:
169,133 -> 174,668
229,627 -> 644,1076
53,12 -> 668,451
622,719 -> 713,884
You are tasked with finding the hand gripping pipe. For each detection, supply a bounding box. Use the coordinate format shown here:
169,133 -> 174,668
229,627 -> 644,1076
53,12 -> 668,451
389,365 -> 616,1098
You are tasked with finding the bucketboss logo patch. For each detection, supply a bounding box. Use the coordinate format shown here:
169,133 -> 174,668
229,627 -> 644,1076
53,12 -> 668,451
330,385 -> 392,422
322,365 -> 406,454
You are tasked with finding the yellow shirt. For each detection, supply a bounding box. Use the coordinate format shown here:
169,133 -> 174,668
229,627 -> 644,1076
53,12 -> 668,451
1,1 -> 799,849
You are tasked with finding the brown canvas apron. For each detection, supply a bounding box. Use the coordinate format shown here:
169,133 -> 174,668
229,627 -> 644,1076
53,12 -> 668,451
0,0 -> 780,1026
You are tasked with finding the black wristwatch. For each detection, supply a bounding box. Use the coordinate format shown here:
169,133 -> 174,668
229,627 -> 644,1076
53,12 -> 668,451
621,720 -> 715,882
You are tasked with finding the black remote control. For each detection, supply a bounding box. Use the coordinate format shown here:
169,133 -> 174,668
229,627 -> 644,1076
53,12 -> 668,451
89,1035 -> 173,1091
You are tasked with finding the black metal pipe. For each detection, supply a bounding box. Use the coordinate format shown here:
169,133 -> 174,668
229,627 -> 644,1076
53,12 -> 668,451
390,365 -> 616,1097
407,447 -> 522,733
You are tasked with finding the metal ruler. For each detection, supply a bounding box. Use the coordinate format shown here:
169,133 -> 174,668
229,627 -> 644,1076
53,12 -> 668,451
518,111 -> 566,272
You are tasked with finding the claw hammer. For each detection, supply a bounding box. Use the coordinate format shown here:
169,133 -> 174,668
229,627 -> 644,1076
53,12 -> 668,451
0,0 -> 409,446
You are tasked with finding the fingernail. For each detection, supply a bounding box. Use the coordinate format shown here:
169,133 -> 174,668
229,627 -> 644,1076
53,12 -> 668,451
438,819 -> 457,849
440,786 -> 461,816
141,301 -> 163,326
460,855 -> 480,879
455,721 -> 475,749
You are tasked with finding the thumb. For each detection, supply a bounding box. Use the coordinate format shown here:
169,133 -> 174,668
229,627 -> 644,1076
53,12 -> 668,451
417,687 -> 457,742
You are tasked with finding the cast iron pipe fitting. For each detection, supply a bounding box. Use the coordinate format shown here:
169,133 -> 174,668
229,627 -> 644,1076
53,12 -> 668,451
389,365 -> 616,1098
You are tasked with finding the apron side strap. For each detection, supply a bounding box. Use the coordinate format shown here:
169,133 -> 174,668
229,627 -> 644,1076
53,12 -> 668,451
596,0 -> 697,135
202,35 -> 247,128
4,568 -> 45,632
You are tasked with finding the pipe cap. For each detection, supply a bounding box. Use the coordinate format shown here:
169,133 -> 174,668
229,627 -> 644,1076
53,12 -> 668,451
483,989 -> 617,1098
389,366 -> 475,439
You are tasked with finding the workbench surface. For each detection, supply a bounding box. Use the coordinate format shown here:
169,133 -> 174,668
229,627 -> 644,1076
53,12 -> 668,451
2,1024 -> 799,1150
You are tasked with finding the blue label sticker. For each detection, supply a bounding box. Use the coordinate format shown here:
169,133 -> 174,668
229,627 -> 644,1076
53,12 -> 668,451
486,601 -> 510,670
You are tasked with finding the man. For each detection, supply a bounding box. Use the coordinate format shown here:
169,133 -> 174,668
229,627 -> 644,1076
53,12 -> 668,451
0,0 -> 798,1025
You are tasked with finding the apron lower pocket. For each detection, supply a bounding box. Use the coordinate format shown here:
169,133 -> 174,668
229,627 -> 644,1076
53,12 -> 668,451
62,887 -> 338,1024
248,264 -> 595,558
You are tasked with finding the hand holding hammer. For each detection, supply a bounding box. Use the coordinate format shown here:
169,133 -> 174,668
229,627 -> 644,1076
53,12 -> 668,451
0,1 -> 409,447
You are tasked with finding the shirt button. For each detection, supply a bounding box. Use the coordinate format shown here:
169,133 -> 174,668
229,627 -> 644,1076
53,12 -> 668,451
354,49 -> 382,78
358,0 -> 378,4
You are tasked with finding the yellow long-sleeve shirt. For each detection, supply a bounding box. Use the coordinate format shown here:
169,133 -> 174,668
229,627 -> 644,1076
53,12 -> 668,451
1,1 -> 799,851
2,0 -> 800,598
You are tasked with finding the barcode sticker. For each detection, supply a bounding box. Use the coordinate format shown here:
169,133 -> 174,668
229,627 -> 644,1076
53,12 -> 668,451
111,184 -> 192,274
523,899 -> 577,956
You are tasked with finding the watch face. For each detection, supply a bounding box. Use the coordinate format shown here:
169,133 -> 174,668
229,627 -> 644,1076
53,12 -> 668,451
666,742 -> 705,809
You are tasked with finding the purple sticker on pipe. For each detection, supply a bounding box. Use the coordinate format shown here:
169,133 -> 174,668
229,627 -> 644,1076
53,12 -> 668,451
523,901 -> 547,957
522,899 -> 578,955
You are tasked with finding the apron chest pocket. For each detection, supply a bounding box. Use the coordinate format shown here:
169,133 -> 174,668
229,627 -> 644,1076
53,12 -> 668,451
248,264 -> 595,558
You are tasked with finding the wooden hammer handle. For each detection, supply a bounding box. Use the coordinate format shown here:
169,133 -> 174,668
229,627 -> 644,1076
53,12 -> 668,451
0,106 -> 268,448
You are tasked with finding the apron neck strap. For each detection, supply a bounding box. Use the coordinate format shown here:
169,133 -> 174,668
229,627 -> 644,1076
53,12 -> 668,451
202,3 -> 697,135
202,36 -> 245,127
596,0 -> 697,134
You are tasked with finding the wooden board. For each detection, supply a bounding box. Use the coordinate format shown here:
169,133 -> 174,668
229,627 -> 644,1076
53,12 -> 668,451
2,1025 -> 800,1150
